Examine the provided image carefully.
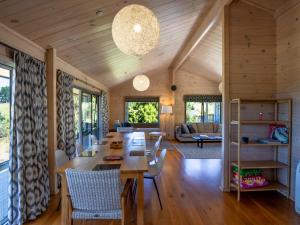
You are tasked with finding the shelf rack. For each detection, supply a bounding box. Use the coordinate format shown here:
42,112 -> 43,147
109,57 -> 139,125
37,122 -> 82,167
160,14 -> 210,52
229,98 -> 292,201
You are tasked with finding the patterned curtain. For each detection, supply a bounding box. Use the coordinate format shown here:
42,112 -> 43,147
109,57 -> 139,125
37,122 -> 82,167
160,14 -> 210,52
100,91 -> 109,138
8,51 -> 50,225
56,70 -> 76,159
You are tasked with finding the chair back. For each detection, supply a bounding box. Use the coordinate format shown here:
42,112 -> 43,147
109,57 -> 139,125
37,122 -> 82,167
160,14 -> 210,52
66,168 -> 122,212
55,149 -> 69,168
155,149 -> 167,174
151,135 -> 162,161
89,134 -> 98,145
75,139 -> 84,156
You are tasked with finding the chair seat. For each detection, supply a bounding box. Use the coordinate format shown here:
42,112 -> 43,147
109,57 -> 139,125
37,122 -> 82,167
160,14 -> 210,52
72,209 -> 122,220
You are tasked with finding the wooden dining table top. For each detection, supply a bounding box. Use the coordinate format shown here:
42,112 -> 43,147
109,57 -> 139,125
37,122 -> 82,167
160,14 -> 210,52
57,131 -> 148,174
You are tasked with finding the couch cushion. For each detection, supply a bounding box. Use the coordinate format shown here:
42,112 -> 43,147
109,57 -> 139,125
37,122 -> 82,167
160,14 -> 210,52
213,123 -> 219,133
196,123 -> 205,133
181,124 -> 190,134
204,123 -> 214,133
181,133 -> 194,138
191,123 -> 198,133
187,124 -> 196,133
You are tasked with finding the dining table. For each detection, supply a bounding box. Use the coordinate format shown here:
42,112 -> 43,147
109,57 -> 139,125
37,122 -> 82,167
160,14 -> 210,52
57,132 -> 148,225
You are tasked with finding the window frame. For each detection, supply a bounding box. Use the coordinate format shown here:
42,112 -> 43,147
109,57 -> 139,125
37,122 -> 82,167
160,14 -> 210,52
0,62 -> 13,170
124,96 -> 160,128
73,86 -> 101,149
184,95 -> 222,124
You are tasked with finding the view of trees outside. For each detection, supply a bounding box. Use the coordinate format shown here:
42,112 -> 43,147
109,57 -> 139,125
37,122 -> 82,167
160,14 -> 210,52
73,88 -> 100,149
127,102 -> 159,124
0,68 -> 10,164
186,102 -> 221,123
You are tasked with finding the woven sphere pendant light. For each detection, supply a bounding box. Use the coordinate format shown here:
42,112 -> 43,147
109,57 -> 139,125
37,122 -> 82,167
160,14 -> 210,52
112,4 -> 160,56
133,75 -> 150,91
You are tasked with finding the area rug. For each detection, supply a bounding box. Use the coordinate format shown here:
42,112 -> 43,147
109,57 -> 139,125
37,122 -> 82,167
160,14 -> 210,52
174,143 -> 222,159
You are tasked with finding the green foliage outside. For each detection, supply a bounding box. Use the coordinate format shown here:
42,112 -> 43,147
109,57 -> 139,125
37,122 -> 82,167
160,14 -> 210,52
186,102 -> 202,123
127,102 -> 159,124
0,86 -> 10,102
0,103 -> 9,138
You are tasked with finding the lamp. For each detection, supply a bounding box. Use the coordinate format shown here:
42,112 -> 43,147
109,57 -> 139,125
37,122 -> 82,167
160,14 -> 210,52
161,105 -> 172,138
161,105 -> 173,114
112,4 -> 160,56
133,74 -> 150,91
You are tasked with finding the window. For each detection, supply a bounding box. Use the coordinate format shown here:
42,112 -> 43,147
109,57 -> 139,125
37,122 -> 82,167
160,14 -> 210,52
73,88 -> 101,149
125,97 -> 159,127
0,64 -> 12,225
185,95 -> 222,124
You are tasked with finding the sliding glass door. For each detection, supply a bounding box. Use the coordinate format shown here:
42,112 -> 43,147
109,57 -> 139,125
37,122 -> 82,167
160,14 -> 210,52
73,88 -> 101,150
0,65 -> 12,224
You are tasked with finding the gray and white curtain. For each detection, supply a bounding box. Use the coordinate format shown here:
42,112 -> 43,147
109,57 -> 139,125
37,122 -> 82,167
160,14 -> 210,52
100,91 -> 109,138
56,70 -> 75,159
8,51 -> 50,225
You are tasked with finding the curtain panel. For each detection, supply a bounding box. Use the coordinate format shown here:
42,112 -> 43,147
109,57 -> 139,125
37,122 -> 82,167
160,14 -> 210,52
56,70 -> 76,159
100,91 -> 109,138
8,51 -> 50,225
184,95 -> 222,102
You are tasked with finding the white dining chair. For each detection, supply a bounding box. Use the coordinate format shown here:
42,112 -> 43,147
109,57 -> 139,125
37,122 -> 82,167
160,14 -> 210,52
144,149 -> 167,210
89,134 -> 98,145
145,135 -> 162,162
55,149 -> 69,210
75,139 -> 84,156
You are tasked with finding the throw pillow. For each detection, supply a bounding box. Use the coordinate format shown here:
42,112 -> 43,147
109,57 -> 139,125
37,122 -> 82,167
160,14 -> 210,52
187,124 -> 196,133
181,124 -> 190,134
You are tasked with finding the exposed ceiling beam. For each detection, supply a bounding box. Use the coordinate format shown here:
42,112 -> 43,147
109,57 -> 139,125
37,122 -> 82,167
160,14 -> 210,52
169,0 -> 232,74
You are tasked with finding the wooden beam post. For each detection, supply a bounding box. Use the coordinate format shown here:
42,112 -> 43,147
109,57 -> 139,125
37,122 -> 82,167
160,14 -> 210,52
46,48 -> 57,195
169,0 -> 232,74
220,4 -> 231,192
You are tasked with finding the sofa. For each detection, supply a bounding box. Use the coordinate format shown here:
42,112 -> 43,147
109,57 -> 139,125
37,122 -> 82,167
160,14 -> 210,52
175,122 -> 222,143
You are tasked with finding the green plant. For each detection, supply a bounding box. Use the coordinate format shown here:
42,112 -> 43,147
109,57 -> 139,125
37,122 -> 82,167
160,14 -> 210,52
127,102 -> 159,124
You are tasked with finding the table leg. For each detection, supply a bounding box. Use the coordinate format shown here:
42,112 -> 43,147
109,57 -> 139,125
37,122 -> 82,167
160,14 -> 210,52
197,140 -> 200,148
201,140 -> 204,148
61,174 -> 72,225
137,172 -> 144,225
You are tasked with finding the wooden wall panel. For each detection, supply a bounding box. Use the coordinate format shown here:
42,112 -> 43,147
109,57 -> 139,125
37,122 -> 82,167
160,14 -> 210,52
229,1 -> 277,99
276,1 -> 300,199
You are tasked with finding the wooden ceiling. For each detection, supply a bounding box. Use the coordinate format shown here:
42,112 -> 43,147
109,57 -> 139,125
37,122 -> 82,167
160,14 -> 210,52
180,19 -> 222,82
0,0 -> 216,88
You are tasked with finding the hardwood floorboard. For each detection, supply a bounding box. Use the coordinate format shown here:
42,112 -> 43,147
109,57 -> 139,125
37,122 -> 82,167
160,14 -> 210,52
25,149 -> 300,225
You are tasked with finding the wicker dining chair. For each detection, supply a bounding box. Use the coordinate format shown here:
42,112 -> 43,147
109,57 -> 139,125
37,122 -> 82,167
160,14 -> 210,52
65,168 -> 131,225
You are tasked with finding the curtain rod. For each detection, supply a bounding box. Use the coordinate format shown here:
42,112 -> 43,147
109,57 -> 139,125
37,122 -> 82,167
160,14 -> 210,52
0,42 -> 44,63
1,43 -> 105,93
58,69 -> 102,93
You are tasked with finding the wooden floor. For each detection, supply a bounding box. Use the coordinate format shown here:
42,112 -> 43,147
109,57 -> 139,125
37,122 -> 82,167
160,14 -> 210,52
25,149 -> 300,225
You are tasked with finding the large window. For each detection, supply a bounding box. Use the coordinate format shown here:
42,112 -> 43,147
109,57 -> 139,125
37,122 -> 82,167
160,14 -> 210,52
125,97 -> 159,127
73,88 -> 100,149
185,95 -> 222,124
0,65 -> 12,225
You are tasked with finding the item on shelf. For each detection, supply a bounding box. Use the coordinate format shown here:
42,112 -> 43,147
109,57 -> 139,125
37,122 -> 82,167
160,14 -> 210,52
268,124 -> 289,143
259,112 -> 264,120
232,166 -> 269,189
110,140 -> 123,149
241,137 -> 249,143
